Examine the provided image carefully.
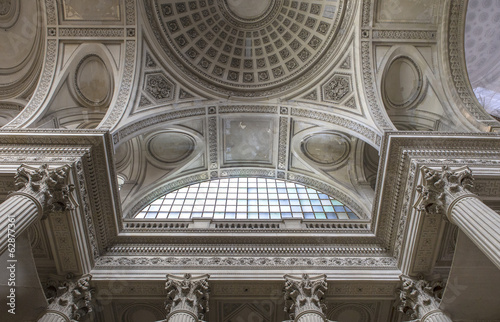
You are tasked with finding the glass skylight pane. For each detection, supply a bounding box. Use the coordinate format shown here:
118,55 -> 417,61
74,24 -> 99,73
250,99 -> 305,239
135,178 -> 360,220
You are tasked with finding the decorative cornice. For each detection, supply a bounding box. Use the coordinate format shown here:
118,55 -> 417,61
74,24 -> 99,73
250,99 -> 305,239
94,256 -> 397,269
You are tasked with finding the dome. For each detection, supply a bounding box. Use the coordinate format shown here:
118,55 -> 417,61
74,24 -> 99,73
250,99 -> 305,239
147,0 -> 347,97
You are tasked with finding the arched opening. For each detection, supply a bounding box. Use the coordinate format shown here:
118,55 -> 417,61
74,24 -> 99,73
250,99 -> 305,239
135,177 -> 360,220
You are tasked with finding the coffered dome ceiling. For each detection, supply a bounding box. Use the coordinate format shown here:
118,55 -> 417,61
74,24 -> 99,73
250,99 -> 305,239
145,0 -> 348,97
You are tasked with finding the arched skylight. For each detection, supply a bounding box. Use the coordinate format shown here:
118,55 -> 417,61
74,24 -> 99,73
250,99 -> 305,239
135,178 -> 359,220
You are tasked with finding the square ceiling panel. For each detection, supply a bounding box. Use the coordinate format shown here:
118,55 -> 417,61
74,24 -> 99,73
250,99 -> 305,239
222,117 -> 276,166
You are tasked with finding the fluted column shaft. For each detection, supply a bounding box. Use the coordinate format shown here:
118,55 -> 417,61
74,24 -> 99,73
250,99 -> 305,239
0,164 -> 73,256
37,311 -> 70,322
0,195 -> 39,254
421,310 -> 453,322
450,196 -> 500,269
166,311 -> 198,322
416,166 -> 500,270
296,312 -> 325,322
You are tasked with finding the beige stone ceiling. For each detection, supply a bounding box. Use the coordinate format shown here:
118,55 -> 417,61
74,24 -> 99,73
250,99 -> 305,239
145,0 -> 348,97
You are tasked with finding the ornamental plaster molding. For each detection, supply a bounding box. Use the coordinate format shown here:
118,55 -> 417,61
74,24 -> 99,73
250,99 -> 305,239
105,245 -> 387,257
58,28 -> 125,38
100,40 -> 137,129
94,256 -> 397,269
372,30 -> 437,41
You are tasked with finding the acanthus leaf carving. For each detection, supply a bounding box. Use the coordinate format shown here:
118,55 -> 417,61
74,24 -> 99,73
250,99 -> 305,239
396,275 -> 445,320
284,273 -> 327,320
43,274 -> 94,321
415,166 -> 475,218
165,273 -> 210,321
13,164 -> 74,218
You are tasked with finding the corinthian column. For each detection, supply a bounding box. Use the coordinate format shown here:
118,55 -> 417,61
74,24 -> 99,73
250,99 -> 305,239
397,276 -> 450,322
0,164 -> 74,255
164,274 -> 210,322
283,274 -> 327,322
415,166 -> 500,270
38,275 -> 93,322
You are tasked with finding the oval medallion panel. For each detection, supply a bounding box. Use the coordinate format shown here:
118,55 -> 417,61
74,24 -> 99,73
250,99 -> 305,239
384,56 -> 422,109
147,132 -> 195,163
301,132 -> 350,165
75,55 -> 112,106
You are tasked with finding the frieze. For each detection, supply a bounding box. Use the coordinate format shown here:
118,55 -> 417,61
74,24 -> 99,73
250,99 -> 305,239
45,0 -> 57,25
95,256 -> 397,269
278,117 -> 288,170
59,28 -> 125,37
105,245 -> 388,257
220,168 -> 273,177
360,41 -> 393,130
125,0 -> 136,25
372,30 -> 437,40
208,116 -> 218,170
218,106 -> 278,114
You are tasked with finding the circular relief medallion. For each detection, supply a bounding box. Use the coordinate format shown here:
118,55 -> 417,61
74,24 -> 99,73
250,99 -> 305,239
148,132 -> 195,163
384,56 -> 423,109
302,132 -> 350,165
0,0 -> 12,16
75,55 -> 112,106
149,0 -> 348,97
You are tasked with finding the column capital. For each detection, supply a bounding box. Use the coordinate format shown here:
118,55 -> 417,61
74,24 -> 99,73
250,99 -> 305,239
397,275 -> 445,320
11,164 -> 74,219
42,274 -> 93,321
415,165 -> 475,219
164,273 -> 210,321
283,274 -> 327,321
